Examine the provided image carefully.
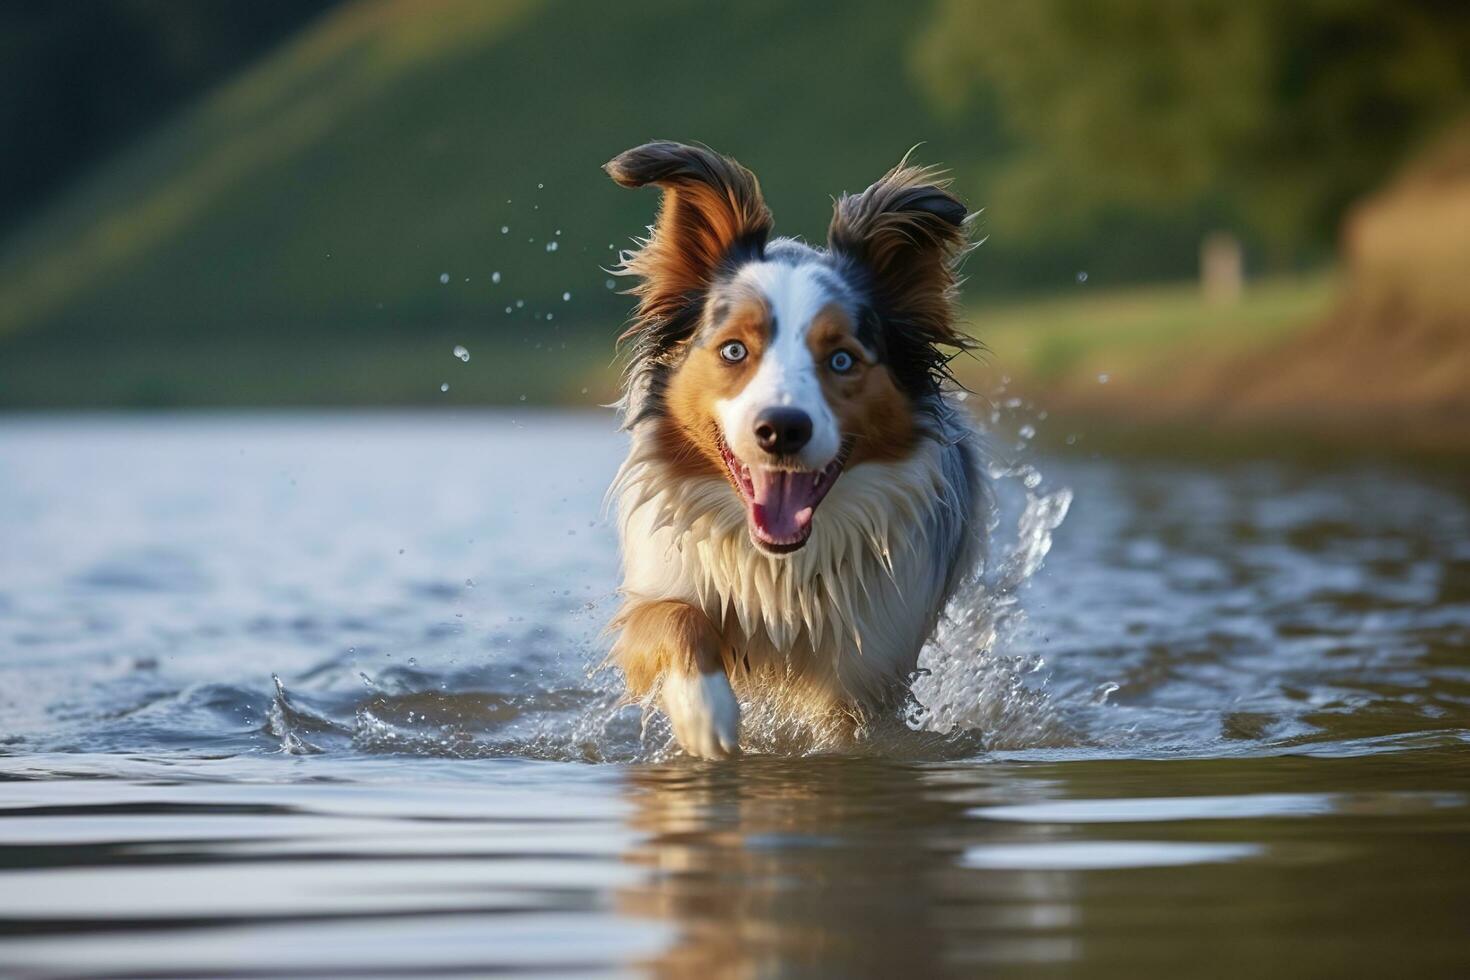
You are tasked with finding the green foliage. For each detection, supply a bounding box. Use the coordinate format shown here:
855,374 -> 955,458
913,0 -> 1470,249
0,0 -> 983,361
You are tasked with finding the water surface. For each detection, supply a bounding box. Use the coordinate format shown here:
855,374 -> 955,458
1,412 -> 1467,977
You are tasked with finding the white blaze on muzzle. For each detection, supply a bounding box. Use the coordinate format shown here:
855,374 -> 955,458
714,261 -> 843,472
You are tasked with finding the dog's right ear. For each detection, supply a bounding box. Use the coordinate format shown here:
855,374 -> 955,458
606,141 -> 772,331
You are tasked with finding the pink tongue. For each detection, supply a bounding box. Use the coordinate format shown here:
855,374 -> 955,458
749,469 -> 818,542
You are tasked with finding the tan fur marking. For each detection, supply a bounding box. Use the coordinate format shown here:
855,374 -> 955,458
610,599 -> 727,699
806,304 -> 918,466
605,142 -> 772,339
660,292 -> 772,480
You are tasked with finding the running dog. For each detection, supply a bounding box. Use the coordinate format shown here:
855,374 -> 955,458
605,141 -> 985,757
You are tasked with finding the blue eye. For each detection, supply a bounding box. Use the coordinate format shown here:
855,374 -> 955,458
829,350 -> 855,373
719,341 -> 747,363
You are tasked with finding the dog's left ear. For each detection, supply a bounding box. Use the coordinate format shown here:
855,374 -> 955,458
828,158 -> 973,392
606,141 -> 773,332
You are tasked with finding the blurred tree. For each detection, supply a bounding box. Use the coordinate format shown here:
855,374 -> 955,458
912,0 -> 1470,253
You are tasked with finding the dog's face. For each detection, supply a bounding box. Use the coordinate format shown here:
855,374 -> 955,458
608,142 -> 970,554
663,262 -> 914,552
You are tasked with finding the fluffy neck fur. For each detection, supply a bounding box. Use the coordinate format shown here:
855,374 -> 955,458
612,401 -> 982,669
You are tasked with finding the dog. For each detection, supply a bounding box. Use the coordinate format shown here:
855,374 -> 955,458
604,141 -> 986,758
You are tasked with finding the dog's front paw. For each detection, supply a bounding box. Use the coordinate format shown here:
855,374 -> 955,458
661,669 -> 740,759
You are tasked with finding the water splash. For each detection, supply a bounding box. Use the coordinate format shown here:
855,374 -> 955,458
265,674 -> 348,755
904,395 -> 1074,751
905,475 -> 1071,749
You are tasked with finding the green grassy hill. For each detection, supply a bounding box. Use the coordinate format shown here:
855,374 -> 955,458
2,0 -> 1260,409
0,0 -> 1021,407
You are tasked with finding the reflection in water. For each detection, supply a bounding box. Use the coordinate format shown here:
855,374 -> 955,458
607,754 -> 1470,977
617,759 -> 1076,976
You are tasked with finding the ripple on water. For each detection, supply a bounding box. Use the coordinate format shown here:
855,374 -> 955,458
0,413 -> 1467,766
1,415 -> 1469,978
959,840 -> 1264,870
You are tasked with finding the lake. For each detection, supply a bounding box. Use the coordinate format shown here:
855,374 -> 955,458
1,412 -> 1467,977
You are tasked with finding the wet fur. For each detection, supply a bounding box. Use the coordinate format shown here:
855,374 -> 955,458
605,141 -> 986,755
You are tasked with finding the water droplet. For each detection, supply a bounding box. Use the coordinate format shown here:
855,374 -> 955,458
605,279 -> 615,289
407,657 -> 417,666
1076,270 -> 1089,284
545,312 -> 554,321
500,225 -> 509,234
537,182 -> 544,189
554,228 -> 562,236
438,272 -> 449,284
562,291 -> 571,301
1019,424 -> 1036,440
516,299 -> 524,308
1097,373 -> 1110,384
545,241 -> 559,252
519,394 -> 527,402
440,382 -> 450,393
465,578 -> 475,588
504,306 -> 513,314
491,271 -> 501,284
580,387 -> 589,395
452,345 -> 470,362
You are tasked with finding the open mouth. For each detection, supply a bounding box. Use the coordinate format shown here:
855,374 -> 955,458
718,435 -> 848,554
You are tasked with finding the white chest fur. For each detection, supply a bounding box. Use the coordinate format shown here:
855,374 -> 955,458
613,417 -> 984,709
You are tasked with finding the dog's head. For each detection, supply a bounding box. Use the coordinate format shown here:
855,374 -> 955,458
607,141 -> 972,555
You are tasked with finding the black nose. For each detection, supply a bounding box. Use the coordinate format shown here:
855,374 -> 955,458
753,407 -> 812,456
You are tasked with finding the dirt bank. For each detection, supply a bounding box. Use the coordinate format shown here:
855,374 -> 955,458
976,122 -> 1470,455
